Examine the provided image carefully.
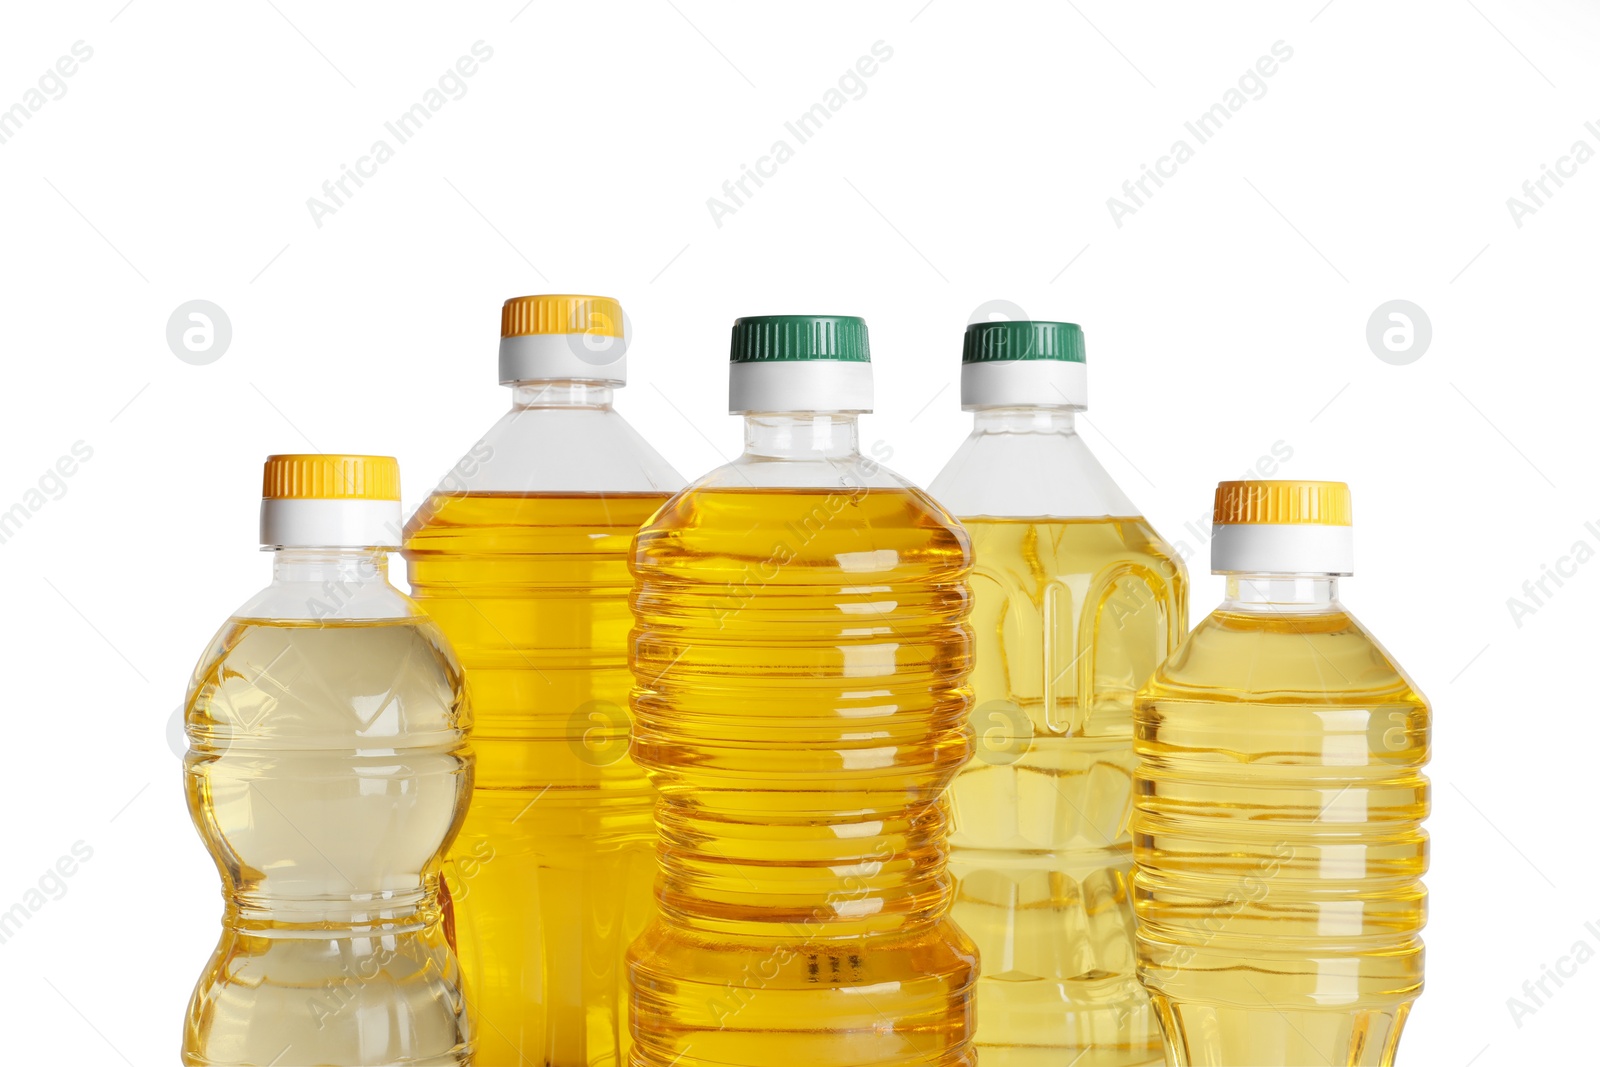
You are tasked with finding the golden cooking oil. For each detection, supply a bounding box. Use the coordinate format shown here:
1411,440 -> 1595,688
405,491 -> 668,1066
1133,481 -> 1429,1066
929,314 -> 1188,1066
626,486 -> 979,1067
184,617 -> 472,1066
948,517 -> 1186,1066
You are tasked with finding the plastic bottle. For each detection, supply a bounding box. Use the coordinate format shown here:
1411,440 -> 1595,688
927,320 -> 1187,1066
1133,480 -> 1430,1066
183,454 -> 472,1066
626,316 -> 977,1066
402,295 -> 685,1065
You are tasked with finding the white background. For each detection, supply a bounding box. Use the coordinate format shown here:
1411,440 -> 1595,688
0,1 -> 1592,1063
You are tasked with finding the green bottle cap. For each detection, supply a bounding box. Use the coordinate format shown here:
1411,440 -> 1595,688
962,320 -> 1085,364
729,315 -> 871,363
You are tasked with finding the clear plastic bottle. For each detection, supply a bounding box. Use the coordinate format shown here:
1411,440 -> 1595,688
402,295 -> 685,1066
1133,480 -> 1430,1066
626,316 -> 977,1067
183,454 -> 472,1066
927,321 -> 1186,1066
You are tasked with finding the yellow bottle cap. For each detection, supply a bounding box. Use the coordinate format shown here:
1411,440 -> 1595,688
501,294 -> 624,339
1213,480 -> 1351,527
498,295 -> 629,385
262,454 -> 401,502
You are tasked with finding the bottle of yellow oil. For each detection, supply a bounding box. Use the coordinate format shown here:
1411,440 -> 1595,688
183,455 -> 473,1066
626,315 -> 977,1066
1133,480 -> 1430,1066
927,320 -> 1186,1066
403,295 -> 685,1065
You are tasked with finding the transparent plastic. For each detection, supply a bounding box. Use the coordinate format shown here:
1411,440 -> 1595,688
1133,575 -> 1430,1066
183,549 -> 473,1066
626,413 -> 978,1066
928,408 -> 1187,1067
402,379 -> 685,1067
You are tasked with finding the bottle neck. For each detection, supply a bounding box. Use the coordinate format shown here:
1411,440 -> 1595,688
743,413 -> 862,459
972,406 -> 1081,434
509,379 -> 615,410
1223,574 -> 1340,611
271,547 -> 390,586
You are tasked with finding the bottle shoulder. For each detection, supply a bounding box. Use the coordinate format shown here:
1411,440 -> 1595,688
684,448 -> 919,492
1144,604 -> 1429,710
227,569 -> 423,622
962,515 -> 1190,593
635,461 -> 970,574
929,427 -> 1142,519
960,514 -> 1185,561
186,613 -> 468,740
428,402 -> 686,497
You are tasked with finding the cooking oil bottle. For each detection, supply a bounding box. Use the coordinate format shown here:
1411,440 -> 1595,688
627,315 -> 977,1066
403,295 -> 685,1066
183,455 -> 473,1066
927,319 -> 1186,1066
1133,480 -> 1430,1066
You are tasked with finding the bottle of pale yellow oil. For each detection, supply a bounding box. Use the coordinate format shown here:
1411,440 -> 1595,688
183,455 -> 472,1066
627,316 -> 977,1067
1134,481 -> 1430,1066
927,320 -> 1187,1066
403,295 -> 684,1066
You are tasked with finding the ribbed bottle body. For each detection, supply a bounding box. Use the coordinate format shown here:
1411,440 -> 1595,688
1133,606 -> 1429,1067
627,486 -> 978,1067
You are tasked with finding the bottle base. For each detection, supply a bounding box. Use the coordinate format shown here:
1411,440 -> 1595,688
1152,997 -> 1413,1067
627,919 -> 976,1067
971,972 -> 1163,1066
183,930 -> 469,1067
